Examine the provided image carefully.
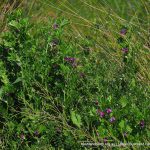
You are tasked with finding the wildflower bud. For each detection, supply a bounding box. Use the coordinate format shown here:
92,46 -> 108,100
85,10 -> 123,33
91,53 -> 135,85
109,117 -> 116,123
20,134 -> 25,140
100,111 -> 105,118
140,120 -> 145,128
106,108 -> 112,114
120,28 -> 127,35
64,57 -> 76,66
34,130 -> 39,137
122,48 -> 128,53
103,137 -> 108,144
53,23 -> 59,30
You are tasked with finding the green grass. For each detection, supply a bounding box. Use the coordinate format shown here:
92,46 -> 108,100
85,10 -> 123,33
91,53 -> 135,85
0,0 -> 150,149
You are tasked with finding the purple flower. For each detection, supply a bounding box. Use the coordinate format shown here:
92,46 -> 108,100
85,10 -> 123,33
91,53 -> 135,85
64,57 -> 76,64
20,134 -> 25,140
122,48 -> 128,53
140,120 -> 145,128
103,137 -> 108,144
120,28 -> 127,35
106,108 -> 112,114
53,23 -> 59,30
100,111 -> 105,118
34,130 -> 39,136
109,117 -> 116,123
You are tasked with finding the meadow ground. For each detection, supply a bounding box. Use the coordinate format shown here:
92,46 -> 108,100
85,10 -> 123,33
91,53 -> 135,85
0,0 -> 150,149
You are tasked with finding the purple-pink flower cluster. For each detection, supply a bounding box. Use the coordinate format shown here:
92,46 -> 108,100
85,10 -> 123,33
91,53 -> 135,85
97,107 -> 115,123
140,120 -> 145,128
53,23 -> 59,30
20,134 -> 25,140
122,47 -> 128,53
64,57 -> 75,63
64,57 -> 77,67
106,108 -> 112,114
100,111 -> 105,118
103,137 -> 108,144
109,116 -> 116,123
120,28 -> 127,35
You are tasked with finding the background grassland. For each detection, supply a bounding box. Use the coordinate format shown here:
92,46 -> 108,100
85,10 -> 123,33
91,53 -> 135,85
0,0 -> 150,149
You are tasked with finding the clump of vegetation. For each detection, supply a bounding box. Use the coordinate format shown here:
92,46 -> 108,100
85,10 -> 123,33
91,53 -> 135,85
0,1 -> 150,149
